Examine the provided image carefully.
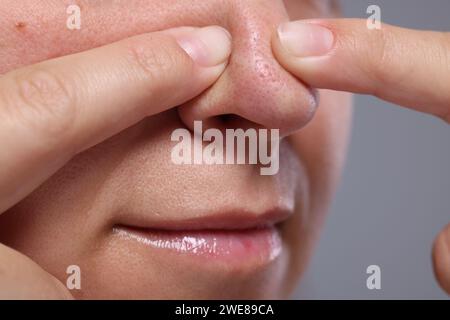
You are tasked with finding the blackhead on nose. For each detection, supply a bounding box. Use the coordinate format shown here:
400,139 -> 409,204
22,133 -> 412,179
178,0 -> 318,137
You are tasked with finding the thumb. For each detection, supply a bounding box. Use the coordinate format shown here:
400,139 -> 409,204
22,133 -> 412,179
0,243 -> 73,299
272,19 -> 450,123
433,223 -> 450,295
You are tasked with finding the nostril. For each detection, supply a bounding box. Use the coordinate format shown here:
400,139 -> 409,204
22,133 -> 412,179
178,110 -> 267,135
216,114 -> 235,125
177,73 -> 318,137
214,114 -> 265,131
214,114 -> 267,132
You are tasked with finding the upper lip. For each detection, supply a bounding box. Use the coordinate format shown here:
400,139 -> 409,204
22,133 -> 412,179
117,207 -> 293,231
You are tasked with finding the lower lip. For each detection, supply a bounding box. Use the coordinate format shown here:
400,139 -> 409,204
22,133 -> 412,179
113,226 -> 283,263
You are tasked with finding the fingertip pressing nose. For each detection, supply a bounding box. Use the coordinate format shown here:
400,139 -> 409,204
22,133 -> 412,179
175,26 -> 233,68
276,21 -> 335,58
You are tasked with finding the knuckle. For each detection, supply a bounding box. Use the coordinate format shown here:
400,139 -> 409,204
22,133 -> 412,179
10,67 -> 78,140
433,33 -> 450,123
126,35 -> 191,93
439,33 -> 450,88
433,32 -> 450,68
360,27 -> 419,99
366,29 -> 406,94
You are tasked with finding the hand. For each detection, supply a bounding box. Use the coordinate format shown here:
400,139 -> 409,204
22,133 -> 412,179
272,18 -> 450,294
0,25 -> 231,299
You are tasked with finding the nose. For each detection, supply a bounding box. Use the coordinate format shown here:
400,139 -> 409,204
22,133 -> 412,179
178,0 -> 318,137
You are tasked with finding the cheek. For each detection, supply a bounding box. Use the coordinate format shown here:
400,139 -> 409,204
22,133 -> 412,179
283,0 -> 336,20
292,89 -> 353,209
280,90 -> 352,293
0,0 -> 280,74
0,0 -> 207,73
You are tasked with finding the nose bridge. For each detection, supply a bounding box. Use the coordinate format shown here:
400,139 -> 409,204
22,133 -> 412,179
178,0 -> 318,136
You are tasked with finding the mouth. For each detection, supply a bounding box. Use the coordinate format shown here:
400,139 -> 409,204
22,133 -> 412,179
113,208 -> 291,264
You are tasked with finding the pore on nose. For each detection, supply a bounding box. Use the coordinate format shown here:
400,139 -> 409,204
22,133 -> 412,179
177,1 -> 318,137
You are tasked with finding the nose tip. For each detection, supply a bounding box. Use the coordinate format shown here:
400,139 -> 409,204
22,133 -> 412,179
178,2 -> 318,137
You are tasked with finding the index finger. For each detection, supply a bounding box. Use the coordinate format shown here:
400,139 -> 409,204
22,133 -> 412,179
0,26 -> 231,213
272,19 -> 450,123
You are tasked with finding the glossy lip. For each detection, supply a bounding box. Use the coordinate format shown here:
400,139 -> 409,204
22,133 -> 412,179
115,207 -> 293,231
113,208 -> 291,263
113,226 -> 283,262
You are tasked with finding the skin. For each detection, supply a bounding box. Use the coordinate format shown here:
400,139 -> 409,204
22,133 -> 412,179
0,1 -> 447,299
271,18 -> 450,295
0,0 -> 350,299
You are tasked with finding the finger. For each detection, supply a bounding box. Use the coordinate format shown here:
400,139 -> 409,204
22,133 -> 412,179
0,26 -> 231,213
0,243 -> 73,299
272,19 -> 450,123
433,223 -> 450,295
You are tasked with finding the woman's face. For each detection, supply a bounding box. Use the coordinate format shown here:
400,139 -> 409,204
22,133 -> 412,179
0,0 -> 352,299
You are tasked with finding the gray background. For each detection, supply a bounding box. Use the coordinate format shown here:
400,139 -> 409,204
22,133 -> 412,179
294,0 -> 450,299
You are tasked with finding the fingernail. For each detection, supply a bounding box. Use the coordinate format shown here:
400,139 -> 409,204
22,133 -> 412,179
177,26 -> 232,67
278,21 -> 334,57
